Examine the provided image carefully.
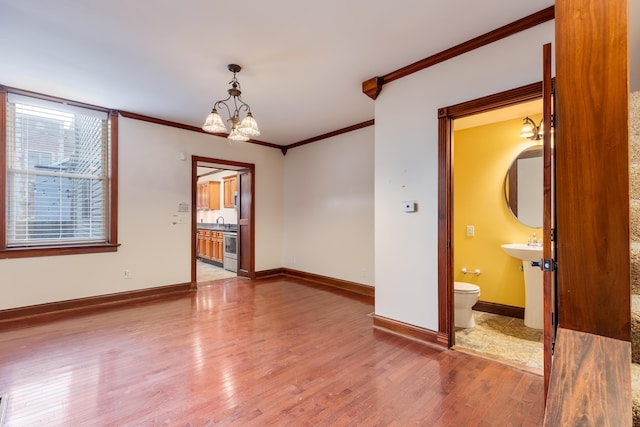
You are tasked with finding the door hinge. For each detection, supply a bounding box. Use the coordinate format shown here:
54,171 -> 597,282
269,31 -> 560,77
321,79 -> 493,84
550,228 -> 555,242
531,258 -> 556,272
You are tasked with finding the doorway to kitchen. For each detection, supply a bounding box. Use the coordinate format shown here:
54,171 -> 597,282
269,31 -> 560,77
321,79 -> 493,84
192,156 -> 255,285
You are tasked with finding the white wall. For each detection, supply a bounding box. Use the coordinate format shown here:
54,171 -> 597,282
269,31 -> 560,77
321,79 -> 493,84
283,126 -> 374,286
0,117 -> 284,310
374,22 -> 554,330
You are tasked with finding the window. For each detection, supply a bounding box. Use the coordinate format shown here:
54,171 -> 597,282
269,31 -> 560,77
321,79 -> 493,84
0,87 -> 118,257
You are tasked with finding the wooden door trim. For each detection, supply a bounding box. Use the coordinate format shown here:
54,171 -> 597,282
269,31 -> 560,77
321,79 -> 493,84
437,82 -> 543,347
191,156 -> 256,284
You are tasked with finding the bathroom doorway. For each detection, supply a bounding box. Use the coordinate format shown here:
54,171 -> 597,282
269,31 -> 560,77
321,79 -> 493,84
437,83 -> 545,372
191,156 -> 255,285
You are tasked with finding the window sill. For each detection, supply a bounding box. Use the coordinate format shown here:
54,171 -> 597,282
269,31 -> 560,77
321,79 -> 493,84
0,243 -> 119,259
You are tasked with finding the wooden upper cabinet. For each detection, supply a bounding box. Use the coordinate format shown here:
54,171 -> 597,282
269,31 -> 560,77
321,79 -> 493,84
207,181 -> 221,210
223,175 -> 237,208
196,182 -> 205,210
197,181 -> 220,210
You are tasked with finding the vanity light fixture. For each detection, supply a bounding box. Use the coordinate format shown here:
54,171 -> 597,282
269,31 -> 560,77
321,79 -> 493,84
519,116 -> 543,140
202,64 -> 260,141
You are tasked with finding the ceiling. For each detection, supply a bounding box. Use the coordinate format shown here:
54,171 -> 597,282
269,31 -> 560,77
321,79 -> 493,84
0,1 -> 637,146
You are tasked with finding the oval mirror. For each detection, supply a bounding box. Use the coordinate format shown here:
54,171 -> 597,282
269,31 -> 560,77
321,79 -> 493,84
504,146 -> 543,228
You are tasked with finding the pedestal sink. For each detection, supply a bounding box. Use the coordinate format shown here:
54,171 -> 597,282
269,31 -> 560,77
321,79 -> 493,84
501,243 -> 543,329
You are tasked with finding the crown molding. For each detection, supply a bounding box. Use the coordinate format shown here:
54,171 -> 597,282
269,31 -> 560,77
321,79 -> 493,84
362,6 -> 555,100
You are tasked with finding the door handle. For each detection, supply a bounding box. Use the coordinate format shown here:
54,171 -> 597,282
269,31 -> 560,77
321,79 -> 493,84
531,259 -> 556,272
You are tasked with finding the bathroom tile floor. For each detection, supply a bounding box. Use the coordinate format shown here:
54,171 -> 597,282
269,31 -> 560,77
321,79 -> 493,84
197,260 -> 237,283
454,310 -> 543,373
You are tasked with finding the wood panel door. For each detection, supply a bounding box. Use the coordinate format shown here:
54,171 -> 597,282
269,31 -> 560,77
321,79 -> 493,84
540,42 -> 556,402
237,169 -> 254,278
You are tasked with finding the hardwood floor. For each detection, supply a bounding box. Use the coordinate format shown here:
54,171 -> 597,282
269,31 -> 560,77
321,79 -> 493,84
0,277 -> 545,426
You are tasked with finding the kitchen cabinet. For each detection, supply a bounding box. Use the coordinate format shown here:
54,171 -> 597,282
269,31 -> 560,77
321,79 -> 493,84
206,232 -> 215,260
198,230 -> 213,260
223,175 -> 237,208
197,230 -> 208,259
212,232 -> 223,263
197,229 -> 223,264
196,183 -> 205,210
197,181 -> 221,210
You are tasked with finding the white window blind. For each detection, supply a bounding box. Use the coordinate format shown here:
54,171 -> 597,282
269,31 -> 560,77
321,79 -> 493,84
5,93 -> 110,247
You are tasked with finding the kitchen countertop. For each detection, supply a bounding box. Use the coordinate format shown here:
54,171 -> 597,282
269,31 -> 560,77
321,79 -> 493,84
197,223 -> 237,233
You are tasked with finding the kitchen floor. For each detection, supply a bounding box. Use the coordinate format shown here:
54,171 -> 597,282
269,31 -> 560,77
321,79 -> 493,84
454,310 -> 543,373
197,260 -> 236,283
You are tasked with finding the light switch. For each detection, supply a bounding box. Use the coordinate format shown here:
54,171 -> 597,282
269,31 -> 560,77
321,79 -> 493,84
466,225 -> 475,237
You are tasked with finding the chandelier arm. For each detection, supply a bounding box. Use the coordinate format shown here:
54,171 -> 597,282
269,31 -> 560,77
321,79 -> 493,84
232,95 -> 240,119
235,96 -> 251,114
213,97 -> 233,119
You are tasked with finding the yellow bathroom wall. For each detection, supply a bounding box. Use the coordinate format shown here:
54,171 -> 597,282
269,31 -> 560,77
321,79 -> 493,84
453,115 -> 542,307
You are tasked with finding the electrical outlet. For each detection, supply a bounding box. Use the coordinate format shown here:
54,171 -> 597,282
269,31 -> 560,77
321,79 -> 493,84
124,270 -> 132,279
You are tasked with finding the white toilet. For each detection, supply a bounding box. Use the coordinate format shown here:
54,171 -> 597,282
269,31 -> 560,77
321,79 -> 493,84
454,281 -> 481,328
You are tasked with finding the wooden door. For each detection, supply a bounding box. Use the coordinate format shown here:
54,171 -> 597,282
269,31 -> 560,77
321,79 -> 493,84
237,169 -> 254,277
540,42 -> 556,402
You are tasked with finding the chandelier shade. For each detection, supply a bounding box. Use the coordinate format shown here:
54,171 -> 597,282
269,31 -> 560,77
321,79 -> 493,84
228,127 -> 250,141
237,112 -> 260,137
202,109 -> 227,134
202,64 -> 260,141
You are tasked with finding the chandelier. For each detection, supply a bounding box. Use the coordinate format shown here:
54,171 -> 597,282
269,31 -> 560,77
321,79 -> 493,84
202,64 -> 260,141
